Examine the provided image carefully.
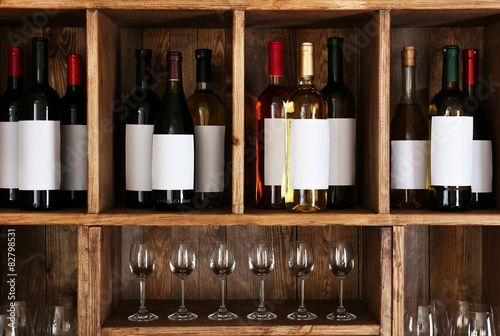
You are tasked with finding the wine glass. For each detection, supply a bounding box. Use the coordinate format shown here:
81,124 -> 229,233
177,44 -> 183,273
49,306 -> 77,335
4,301 -> 34,336
449,300 -> 470,336
287,241 -> 316,320
247,241 -> 276,320
128,242 -> 158,322
468,303 -> 496,336
169,241 -> 197,321
327,241 -> 356,321
33,304 -> 50,336
208,241 -> 238,320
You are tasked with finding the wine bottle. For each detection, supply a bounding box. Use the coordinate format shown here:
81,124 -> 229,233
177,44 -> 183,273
187,49 -> 225,209
256,41 -> 289,209
19,37 -> 61,210
0,47 -> 23,207
390,46 -> 429,209
429,45 -> 472,211
152,51 -> 194,211
320,37 -> 356,209
61,54 -> 87,208
463,49 -> 493,208
285,42 -> 328,212
125,49 -> 161,208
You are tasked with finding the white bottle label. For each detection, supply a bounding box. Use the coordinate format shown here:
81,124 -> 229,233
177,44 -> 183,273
152,134 -> 194,190
290,119 -> 329,190
126,124 -> 154,191
19,120 -> 61,190
472,140 -> 492,193
430,116 -> 473,186
194,125 -> 225,193
0,122 -> 19,188
264,118 -> 286,186
391,140 -> 429,189
61,125 -> 87,191
329,118 -> 356,186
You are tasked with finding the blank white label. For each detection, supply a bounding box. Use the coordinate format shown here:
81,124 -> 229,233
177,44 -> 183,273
329,118 -> 356,186
152,134 -> 194,190
194,125 -> 225,193
0,122 -> 19,188
61,125 -> 87,191
126,125 -> 154,191
19,120 -> 61,190
430,116 -> 473,186
391,140 -> 429,189
264,118 -> 286,186
472,140 -> 492,193
290,119 -> 329,190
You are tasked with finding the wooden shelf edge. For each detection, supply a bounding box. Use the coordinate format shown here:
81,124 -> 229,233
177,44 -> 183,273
101,299 -> 380,336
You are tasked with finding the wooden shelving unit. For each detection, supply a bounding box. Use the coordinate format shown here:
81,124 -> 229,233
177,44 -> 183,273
0,2 -> 499,336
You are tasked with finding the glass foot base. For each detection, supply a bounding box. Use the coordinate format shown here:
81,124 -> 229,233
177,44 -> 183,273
247,310 -> 277,321
287,310 -> 317,321
326,311 -> 357,321
168,310 -> 198,321
208,310 -> 238,321
128,310 -> 158,322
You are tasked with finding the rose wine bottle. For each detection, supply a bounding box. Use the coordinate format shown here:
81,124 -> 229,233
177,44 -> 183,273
429,45 -> 472,211
125,49 -> 161,208
187,49 -> 225,209
256,41 -> 289,209
0,47 -> 23,207
463,49 -> 493,208
321,37 -> 356,209
285,42 -> 328,212
152,52 -> 195,211
19,37 -> 61,210
390,46 -> 429,209
61,54 -> 88,208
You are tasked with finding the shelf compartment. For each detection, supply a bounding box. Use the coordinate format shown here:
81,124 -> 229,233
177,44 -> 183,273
101,299 -> 380,335
243,10 -> 390,214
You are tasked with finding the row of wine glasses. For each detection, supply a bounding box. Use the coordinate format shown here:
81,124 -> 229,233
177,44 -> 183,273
128,240 -> 357,322
405,299 -> 499,335
0,302 -> 76,336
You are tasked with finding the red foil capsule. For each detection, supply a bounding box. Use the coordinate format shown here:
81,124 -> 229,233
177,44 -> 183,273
67,54 -> 82,86
8,47 -> 23,77
268,41 -> 284,77
463,49 -> 478,86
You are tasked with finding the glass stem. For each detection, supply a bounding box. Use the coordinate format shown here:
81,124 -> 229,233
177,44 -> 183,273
181,278 -> 185,309
299,276 -> 305,310
139,277 -> 146,310
220,276 -> 226,309
339,277 -> 344,309
258,276 -> 266,311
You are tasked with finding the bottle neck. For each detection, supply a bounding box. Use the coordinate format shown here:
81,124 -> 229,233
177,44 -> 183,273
7,76 -> 23,91
136,57 -> 153,90
35,69 -> 49,85
33,45 -> 48,85
196,81 -> 212,90
401,65 -> 416,103
268,75 -> 283,86
298,75 -> 315,87
327,47 -> 344,84
166,80 -> 184,94
66,84 -> 83,94
442,55 -> 459,90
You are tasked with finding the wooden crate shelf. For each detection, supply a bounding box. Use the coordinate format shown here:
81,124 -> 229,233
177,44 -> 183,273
101,300 -> 380,336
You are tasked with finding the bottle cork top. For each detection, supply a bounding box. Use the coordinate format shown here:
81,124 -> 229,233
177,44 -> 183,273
402,46 -> 415,66
299,42 -> 314,77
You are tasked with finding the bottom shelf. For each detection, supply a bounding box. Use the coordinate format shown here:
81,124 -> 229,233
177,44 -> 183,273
101,300 -> 380,335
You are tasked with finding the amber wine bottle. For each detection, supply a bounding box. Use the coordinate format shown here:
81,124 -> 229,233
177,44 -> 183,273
321,37 -> 356,209
463,49 -> 493,208
390,46 -> 429,209
187,49 -> 226,209
256,41 -> 289,209
285,42 -> 328,212
429,45 -> 472,211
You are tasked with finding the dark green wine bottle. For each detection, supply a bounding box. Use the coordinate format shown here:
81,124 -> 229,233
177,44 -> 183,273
320,37 -> 356,209
152,52 -> 195,211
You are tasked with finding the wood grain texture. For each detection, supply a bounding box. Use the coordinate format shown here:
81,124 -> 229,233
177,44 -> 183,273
120,226 -> 143,300
87,9 -> 119,213
78,225 -> 90,336
101,299 -> 380,336
392,226 -> 405,336
232,10 -> 245,214
404,226 -> 429,307
88,226 -> 103,335
359,10 -> 390,214
482,227 -> 500,306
